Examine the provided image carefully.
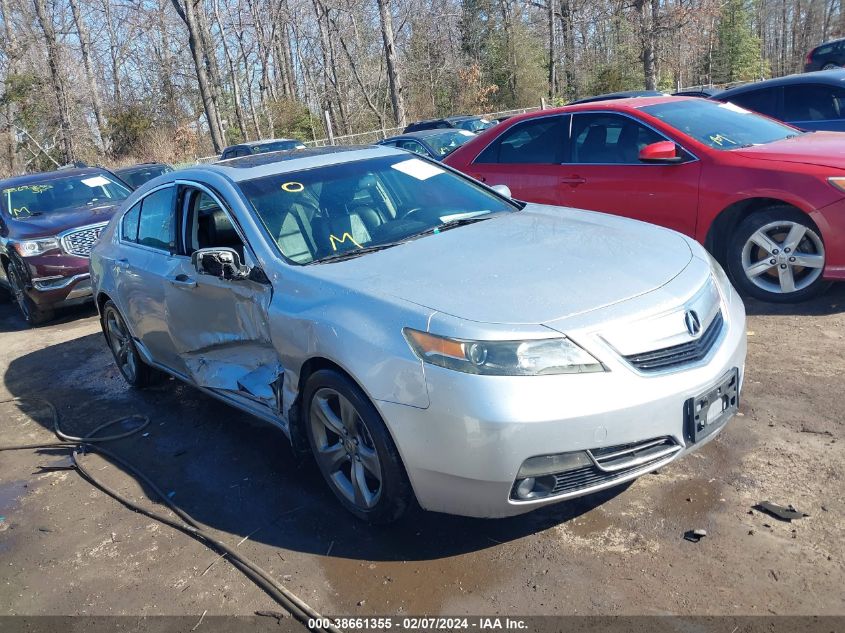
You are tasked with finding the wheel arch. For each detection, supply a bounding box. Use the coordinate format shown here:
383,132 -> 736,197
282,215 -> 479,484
705,197 -> 811,264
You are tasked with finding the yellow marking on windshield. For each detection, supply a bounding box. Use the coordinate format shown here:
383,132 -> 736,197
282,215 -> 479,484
2,184 -> 53,194
281,181 -> 304,193
10,206 -> 31,217
709,134 -> 737,146
329,232 -> 363,251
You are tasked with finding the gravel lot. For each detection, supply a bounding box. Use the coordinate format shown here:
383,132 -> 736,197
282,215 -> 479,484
0,286 -> 843,620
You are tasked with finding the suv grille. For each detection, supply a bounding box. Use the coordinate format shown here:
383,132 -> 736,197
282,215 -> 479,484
624,311 -> 724,372
61,223 -> 107,257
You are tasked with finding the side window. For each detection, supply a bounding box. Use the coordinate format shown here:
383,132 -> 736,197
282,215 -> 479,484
475,115 -> 569,164
121,201 -> 141,242
184,188 -> 243,257
783,84 -> 845,121
570,113 -> 664,164
396,140 -> 427,156
726,88 -> 778,118
137,187 -> 175,251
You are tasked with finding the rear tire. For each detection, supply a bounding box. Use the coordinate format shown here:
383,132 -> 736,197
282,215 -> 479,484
6,263 -> 54,326
303,369 -> 412,523
726,207 -> 829,303
822,63 -> 840,70
101,300 -> 158,388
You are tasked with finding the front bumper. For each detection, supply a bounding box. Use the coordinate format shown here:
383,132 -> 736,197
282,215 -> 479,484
376,288 -> 747,518
20,255 -> 94,308
813,197 -> 845,281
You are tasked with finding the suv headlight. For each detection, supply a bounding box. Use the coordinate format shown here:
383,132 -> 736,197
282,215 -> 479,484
403,328 -> 605,376
703,250 -> 733,304
12,238 -> 61,257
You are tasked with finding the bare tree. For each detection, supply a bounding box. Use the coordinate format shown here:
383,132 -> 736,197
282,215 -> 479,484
377,0 -> 406,127
68,0 -> 108,151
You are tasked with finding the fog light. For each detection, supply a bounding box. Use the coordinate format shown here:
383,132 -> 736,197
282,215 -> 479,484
517,451 -> 591,478
515,477 -> 536,499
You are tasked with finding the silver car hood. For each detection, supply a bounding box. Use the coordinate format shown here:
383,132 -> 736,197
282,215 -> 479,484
309,204 -> 693,325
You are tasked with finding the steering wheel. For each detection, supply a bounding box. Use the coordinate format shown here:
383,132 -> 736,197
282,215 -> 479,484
401,207 -> 425,220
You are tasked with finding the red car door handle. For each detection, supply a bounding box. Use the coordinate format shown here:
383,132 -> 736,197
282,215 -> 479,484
561,176 -> 586,186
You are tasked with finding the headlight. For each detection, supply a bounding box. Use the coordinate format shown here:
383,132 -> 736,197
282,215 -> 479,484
703,250 -> 733,303
12,238 -> 61,257
403,328 -> 605,376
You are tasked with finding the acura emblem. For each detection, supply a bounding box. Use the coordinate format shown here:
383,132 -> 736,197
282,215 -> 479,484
685,310 -> 702,337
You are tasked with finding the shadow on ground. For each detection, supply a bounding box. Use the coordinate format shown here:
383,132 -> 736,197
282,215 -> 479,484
744,281 -> 845,316
1,303 -> 626,564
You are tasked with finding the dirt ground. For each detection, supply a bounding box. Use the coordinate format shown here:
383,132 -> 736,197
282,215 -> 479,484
0,285 -> 843,621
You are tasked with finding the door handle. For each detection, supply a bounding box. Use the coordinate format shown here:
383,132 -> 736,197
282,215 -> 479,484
168,274 -> 197,289
561,176 -> 586,186
472,173 -> 487,183
115,258 -> 130,269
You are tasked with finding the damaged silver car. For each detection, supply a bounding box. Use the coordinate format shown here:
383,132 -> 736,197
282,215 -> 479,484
91,146 -> 746,522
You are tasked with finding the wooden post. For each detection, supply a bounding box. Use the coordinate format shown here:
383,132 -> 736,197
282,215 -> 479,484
324,110 -> 335,145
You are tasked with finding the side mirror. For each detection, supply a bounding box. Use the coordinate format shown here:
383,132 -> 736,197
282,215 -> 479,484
491,184 -> 512,198
638,141 -> 683,163
192,247 -> 250,281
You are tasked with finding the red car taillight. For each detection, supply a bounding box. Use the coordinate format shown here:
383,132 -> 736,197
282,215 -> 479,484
806,49 -> 815,64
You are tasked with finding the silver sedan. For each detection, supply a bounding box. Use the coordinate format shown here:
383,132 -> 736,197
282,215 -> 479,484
90,146 -> 747,522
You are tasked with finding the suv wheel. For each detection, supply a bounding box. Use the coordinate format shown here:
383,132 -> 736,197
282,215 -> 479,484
823,63 -> 840,70
102,300 -> 158,387
727,207 -> 828,303
6,264 -> 53,325
303,369 -> 412,523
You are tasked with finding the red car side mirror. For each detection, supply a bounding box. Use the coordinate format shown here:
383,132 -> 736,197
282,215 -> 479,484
638,141 -> 683,163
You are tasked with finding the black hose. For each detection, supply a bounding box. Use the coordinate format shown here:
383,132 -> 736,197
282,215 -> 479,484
0,396 -> 341,633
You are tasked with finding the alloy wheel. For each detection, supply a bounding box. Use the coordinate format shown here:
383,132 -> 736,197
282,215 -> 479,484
8,267 -> 32,321
741,220 -> 825,295
309,387 -> 383,510
105,308 -> 137,383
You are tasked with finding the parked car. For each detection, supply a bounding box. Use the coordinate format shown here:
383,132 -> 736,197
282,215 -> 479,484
804,38 -> 845,71
378,129 -> 476,160
113,162 -> 174,189
220,138 -> 306,160
403,115 -> 494,134
569,90 -> 666,105
444,96 -> 845,303
0,167 -> 132,324
711,70 -> 845,131
90,145 -> 746,522
673,87 -> 719,98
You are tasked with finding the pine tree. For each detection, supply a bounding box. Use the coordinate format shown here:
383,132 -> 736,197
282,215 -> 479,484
712,0 -> 769,84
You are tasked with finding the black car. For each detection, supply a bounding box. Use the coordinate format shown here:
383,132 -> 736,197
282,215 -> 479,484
378,129 -> 477,161
568,90 -> 666,105
113,162 -> 173,189
711,70 -> 845,132
672,87 -> 719,98
220,138 -> 306,160
804,39 -> 845,71
403,115 -> 494,134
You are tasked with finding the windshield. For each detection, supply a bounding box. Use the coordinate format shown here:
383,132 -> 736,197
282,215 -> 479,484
457,118 -> 493,132
425,130 -> 476,157
2,173 -> 131,219
640,99 -> 800,150
238,154 -> 517,265
253,140 -> 306,153
116,165 -> 172,189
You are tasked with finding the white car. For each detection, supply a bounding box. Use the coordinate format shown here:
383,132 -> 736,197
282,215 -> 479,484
90,145 -> 747,522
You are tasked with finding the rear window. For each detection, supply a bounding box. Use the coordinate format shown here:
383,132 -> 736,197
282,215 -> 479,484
475,115 -> 569,164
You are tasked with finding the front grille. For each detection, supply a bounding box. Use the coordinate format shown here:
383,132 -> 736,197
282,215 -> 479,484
61,223 -> 107,257
511,437 -> 680,499
624,311 -> 724,372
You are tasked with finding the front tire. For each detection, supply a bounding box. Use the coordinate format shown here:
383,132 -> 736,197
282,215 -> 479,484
303,369 -> 412,523
726,207 -> 828,303
102,300 -> 158,388
6,263 -> 54,326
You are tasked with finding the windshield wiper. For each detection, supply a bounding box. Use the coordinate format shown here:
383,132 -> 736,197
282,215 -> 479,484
311,242 -> 403,264
404,215 -> 491,240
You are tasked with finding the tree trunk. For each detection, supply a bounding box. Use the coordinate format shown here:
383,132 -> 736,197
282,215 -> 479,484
32,0 -> 76,164
170,0 -> 226,152
1,0 -> 18,172
212,0 -> 248,139
68,0 -> 108,153
548,0 -> 557,99
377,0 -> 407,127
195,5 -> 227,144
637,0 -> 658,90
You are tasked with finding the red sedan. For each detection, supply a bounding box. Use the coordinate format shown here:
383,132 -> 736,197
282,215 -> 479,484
444,96 -> 845,303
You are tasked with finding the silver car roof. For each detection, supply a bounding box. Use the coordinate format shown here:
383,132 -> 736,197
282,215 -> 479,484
209,145 -> 403,182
